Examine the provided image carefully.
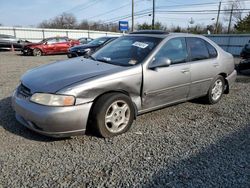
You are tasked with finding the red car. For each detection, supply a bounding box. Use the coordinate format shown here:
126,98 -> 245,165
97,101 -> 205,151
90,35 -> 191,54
21,37 -> 80,56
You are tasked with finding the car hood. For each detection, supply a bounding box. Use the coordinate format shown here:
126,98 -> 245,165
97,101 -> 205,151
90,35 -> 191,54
24,42 -> 43,47
21,57 -> 124,93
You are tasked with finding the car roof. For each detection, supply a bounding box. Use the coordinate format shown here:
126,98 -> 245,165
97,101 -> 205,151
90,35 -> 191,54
128,30 -> 200,39
44,36 -> 68,40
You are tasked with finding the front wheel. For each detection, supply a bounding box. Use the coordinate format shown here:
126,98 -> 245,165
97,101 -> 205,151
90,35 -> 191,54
33,48 -> 42,56
205,75 -> 225,104
91,93 -> 135,138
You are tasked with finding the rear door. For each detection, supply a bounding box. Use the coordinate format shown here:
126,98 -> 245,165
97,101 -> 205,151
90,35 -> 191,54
186,37 -> 219,98
142,37 -> 191,110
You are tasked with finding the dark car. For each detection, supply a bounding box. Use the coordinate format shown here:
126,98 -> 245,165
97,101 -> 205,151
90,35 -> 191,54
78,37 -> 93,44
67,36 -> 117,58
0,34 -> 30,50
238,40 -> 250,71
240,40 -> 250,59
238,59 -> 250,72
22,37 -> 80,56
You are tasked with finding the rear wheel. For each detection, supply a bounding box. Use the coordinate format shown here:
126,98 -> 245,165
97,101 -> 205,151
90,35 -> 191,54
204,75 -> 225,104
91,93 -> 134,138
33,48 -> 42,56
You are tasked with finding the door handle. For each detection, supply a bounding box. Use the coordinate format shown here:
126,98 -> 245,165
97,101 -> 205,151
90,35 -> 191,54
181,69 -> 190,73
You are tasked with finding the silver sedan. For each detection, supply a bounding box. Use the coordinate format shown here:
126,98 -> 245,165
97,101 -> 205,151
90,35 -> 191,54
12,31 -> 236,138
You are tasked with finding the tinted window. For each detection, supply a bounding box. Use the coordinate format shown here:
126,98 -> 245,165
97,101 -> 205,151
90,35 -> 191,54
187,37 -> 209,61
155,37 -> 188,64
206,41 -> 218,58
89,37 -> 110,45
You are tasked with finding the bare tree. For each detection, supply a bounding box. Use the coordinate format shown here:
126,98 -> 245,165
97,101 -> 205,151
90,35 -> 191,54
38,13 -> 77,29
224,0 -> 245,23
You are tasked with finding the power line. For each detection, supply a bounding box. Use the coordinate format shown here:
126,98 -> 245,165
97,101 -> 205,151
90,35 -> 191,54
87,0 -> 250,26
101,1 -> 226,23
86,2 -> 131,20
103,7 -> 250,24
86,0 -> 145,20
64,0 -> 101,13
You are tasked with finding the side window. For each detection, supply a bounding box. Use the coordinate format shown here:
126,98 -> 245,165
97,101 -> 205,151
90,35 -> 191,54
187,37 -> 209,61
206,41 -> 218,58
58,38 -> 67,43
46,39 -> 57,44
155,37 -> 188,64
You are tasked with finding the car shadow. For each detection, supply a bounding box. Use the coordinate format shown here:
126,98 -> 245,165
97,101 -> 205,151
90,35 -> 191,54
0,96 -> 67,142
143,125 -> 250,187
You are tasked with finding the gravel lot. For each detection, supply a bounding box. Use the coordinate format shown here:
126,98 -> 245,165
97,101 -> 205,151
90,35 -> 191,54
0,51 -> 249,187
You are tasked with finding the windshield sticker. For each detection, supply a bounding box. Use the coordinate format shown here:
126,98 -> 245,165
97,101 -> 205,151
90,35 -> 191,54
128,59 -> 137,65
132,42 -> 149,49
103,57 -> 111,61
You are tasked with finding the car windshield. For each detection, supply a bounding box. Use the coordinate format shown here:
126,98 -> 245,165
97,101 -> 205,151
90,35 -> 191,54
88,37 -> 110,45
40,39 -> 47,43
91,36 -> 162,66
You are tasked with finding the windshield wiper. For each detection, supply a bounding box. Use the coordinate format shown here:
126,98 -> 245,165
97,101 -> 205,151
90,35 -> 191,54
89,55 -> 96,61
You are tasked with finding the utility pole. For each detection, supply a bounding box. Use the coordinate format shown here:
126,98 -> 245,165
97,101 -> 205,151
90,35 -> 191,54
215,1 -> 221,34
227,4 -> 234,34
132,0 -> 134,32
152,0 -> 155,30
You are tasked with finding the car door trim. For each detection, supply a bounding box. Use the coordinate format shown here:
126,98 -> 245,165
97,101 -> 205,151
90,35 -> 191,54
144,82 -> 190,96
191,78 -> 213,84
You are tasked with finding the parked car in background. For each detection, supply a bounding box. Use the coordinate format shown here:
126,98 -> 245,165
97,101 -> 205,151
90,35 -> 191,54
67,36 -> 118,58
240,40 -> 250,59
238,40 -> 250,72
22,37 -> 80,56
12,31 -> 236,138
78,37 -> 93,44
0,34 -> 30,50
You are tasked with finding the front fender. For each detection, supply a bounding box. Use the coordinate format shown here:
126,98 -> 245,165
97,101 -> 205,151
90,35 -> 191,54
57,65 -> 143,111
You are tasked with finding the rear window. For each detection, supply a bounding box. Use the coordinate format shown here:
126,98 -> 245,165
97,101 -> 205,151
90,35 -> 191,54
206,41 -> 218,58
187,37 -> 209,61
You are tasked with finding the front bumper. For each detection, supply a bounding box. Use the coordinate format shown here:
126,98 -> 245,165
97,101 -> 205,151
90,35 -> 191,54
226,70 -> 237,87
12,90 -> 92,138
67,52 -> 79,58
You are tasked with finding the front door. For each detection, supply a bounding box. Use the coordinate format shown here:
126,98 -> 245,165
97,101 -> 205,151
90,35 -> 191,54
43,38 -> 57,54
142,37 -> 191,110
56,38 -> 71,53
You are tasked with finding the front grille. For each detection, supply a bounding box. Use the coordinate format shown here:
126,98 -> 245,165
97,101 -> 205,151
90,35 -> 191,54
17,84 -> 32,99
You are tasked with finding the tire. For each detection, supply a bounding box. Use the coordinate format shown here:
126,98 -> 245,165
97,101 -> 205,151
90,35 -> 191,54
204,75 -> 225,104
91,93 -> 135,138
33,48 -> 42,56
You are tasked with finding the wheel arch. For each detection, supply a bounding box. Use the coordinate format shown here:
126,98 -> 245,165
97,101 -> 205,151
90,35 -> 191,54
218,72 -> 229,94
86,90 -> 138,134
92,90 -> 139,118
33,47 -> 44,54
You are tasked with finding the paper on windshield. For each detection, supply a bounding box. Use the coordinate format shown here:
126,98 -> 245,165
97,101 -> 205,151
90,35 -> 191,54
132,42 -> 149,49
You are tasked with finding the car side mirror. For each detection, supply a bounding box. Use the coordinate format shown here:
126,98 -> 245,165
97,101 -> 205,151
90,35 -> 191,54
148,57 -> 171,69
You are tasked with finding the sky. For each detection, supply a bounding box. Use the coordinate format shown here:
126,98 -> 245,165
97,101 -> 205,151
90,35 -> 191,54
0,0 -> 249,28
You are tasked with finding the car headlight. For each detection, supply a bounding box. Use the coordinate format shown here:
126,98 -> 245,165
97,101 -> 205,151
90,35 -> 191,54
30,93 -> 75,106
